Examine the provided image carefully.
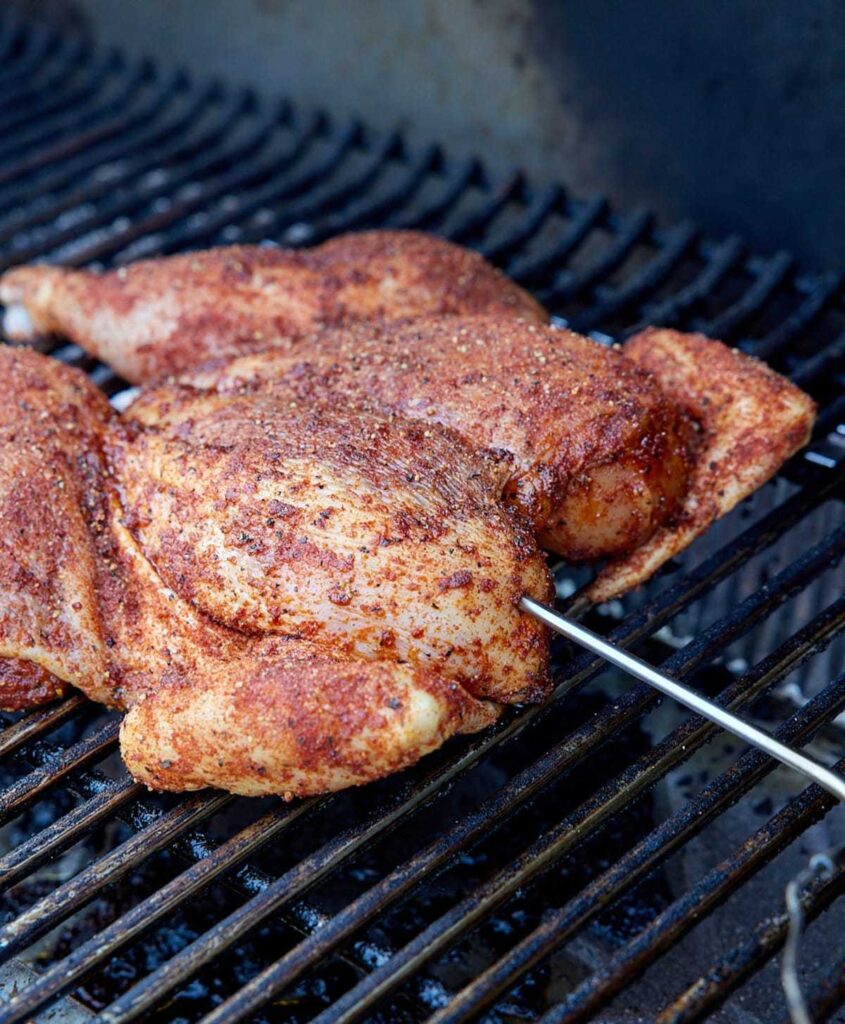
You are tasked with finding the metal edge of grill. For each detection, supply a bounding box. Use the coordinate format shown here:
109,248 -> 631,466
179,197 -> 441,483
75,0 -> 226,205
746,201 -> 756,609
0,8 -> 842,1024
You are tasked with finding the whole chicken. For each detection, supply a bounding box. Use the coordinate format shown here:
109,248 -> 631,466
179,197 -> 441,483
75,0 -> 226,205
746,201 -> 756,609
0,347 -> 551,796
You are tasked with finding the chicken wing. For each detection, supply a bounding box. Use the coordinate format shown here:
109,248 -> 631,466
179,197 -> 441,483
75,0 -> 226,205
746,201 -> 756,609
585,329 -> 817,601
0,347 -> 549,796
0,230 -> 546,383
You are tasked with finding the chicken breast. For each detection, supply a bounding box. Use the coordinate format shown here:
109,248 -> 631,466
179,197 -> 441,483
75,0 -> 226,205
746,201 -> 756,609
0,230 -> 546,383
167,316 -> 693,565
171,316 -> 816,599
116,387 -> 552,703
0,346 -> 549,796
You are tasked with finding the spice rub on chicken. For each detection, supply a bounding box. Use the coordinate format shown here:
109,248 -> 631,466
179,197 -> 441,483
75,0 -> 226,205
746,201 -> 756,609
170,316 -> 815,599
0,230 -> 546,383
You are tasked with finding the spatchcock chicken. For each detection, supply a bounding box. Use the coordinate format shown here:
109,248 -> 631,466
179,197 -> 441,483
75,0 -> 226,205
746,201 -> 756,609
0,230 -> 817,799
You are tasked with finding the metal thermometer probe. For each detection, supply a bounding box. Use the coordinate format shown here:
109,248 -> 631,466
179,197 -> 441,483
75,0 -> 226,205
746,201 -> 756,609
520,595 -> 845,803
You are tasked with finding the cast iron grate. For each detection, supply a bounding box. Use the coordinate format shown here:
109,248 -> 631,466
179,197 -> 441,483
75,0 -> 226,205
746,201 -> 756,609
0,10 -> 843,1024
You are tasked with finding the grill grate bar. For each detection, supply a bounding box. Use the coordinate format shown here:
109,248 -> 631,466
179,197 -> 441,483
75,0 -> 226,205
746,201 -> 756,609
0,68 -> 174,199
747,271 -> 842,361
0,774 -> 141,890
95,751 -> 503,1024
696,251 -> 794,340
234,129 -> 397,249
655,853 -> 845,1024
444,172 -> 524,245
0,801 -> 315,1024
508,195 -> 607,285
0,81 -> 220,213
0,693 -> 86,759
0,58 -> 148,177
0,49 -> 120,163
388,156 -> 481,231
542,206 -> 653,305
0,792 -> 229,966
52,106 -> 298,268
304,144 -> 440,245
0,31 -> 83,112
431,675 -> 845,1024
477,182 -> 563,263
632,235 -> 746,332
200,595 -> 845,1024
570,219 -> 698,333
143,112 -> 348,256
791,330 -> 845,388
0,93 -> 270,270
0,718 -> 118,826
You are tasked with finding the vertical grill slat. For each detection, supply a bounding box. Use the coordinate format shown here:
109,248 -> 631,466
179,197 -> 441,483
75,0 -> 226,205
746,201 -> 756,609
0,18 -> 842,1022
507,195 -> 607,285
306,143 -> 439,243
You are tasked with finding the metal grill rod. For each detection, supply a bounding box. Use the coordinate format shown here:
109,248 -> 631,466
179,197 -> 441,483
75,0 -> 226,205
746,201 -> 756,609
655,854 -> 844,1023
430,685 -> 845,1024
293,597 -> 845,1024
522,596 -> 845,802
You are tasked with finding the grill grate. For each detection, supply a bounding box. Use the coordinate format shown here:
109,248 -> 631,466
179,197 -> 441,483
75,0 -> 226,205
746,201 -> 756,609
0,10 -> 843,1024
